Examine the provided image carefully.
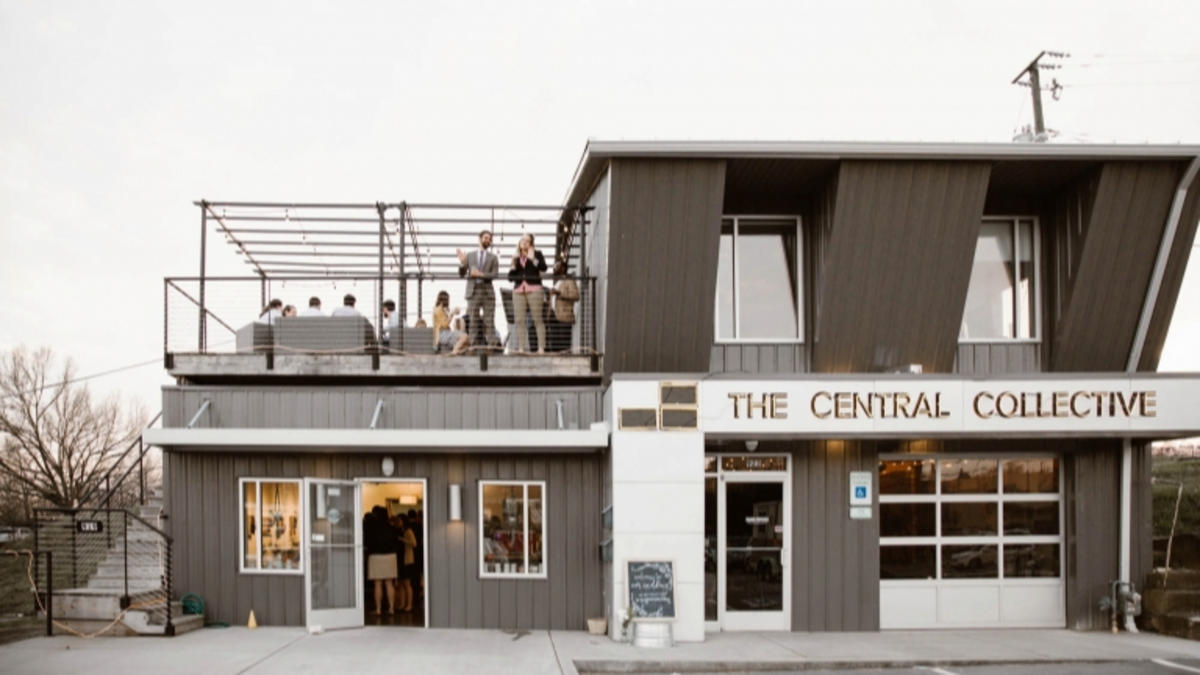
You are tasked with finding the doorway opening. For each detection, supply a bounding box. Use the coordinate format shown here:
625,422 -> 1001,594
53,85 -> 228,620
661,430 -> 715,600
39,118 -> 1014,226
361,479 -> 427,627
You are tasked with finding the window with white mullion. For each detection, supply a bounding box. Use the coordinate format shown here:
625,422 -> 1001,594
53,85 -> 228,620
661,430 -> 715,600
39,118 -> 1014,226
715,216 -> 803,342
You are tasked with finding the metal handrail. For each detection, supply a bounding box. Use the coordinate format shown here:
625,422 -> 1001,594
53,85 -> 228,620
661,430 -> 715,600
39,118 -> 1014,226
77,411 -> 163,509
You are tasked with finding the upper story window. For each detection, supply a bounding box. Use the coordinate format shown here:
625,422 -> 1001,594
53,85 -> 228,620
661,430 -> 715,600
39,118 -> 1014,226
715,216 -> 803,342
960,217 -> 1039,341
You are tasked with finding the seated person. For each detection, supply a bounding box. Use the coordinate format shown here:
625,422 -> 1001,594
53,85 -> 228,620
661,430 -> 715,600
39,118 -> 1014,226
257,298 -> 283,325
432,291 -> 469,355
282,304 -> 297,317
331,293 -> 363,318
299,296 -> 324,317
380,299 -> 399,345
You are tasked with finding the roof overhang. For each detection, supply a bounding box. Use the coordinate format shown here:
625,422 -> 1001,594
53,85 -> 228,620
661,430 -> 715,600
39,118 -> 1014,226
144,427 -> 609,453
564,138 -> 1200,205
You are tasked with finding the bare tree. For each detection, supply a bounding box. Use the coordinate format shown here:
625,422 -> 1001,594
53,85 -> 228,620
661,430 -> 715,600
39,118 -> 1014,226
0,346 -> 148,512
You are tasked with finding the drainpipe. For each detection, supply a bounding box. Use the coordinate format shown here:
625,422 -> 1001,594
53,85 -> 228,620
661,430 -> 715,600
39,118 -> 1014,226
1119,155 -> 1200,633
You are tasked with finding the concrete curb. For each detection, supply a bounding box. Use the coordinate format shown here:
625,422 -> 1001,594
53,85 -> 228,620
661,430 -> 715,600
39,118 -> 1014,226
572,657 -> 1138,673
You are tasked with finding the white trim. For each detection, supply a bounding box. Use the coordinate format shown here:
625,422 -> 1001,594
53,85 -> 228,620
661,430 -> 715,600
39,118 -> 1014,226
478,480 -> 548,580
238,477 -> 304,576
146,427 -> 609,450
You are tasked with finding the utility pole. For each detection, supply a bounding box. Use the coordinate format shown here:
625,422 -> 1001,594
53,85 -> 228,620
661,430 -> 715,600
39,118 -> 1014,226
1012,50 -> 1067,142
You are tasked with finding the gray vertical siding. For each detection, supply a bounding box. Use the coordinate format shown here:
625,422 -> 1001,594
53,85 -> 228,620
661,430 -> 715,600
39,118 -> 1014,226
709,343 -> 809,374
166,451 -> 604,630
1051,162 -> 1182,371
789,441 -> 880,631
585,167 -> 611,359
812,161 -> 990,373
953,343 -> 1041,374
606,159 -> 727,373
162,386 -> 602,430
1064,441 -> 1120,630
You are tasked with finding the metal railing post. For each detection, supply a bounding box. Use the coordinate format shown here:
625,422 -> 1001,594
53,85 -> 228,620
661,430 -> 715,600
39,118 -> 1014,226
105,476 -> 111,549
32,510 -> 40,614
71,511 -> 78,589
45,551 -> 53,637
138,438 -> 145,506
199,203 -> 208,352
164,540 -> 175,636
121,511 -> 130,609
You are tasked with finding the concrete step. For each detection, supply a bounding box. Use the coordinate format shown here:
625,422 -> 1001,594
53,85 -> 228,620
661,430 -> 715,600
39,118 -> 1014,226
86,577 -> 162,591
1145,588 -> 1200,615
92,563 -> 163,578
1146,568 -> 1200,591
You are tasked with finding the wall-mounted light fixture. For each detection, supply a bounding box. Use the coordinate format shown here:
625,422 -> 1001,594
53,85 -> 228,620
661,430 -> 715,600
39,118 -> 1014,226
745,440 -> 759,452
381,456 -> 395,477
448,484 -> 462,522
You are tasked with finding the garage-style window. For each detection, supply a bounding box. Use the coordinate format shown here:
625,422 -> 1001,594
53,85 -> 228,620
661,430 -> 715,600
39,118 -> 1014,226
480,481 -> 546,578
239,478 -> 302,574
715,216 -> 803,342
879,457 -> 1061,581
960,217 -> 1039,341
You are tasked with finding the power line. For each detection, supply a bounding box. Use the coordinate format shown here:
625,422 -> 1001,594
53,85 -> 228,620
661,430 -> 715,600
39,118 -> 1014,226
0,357 -> 163,402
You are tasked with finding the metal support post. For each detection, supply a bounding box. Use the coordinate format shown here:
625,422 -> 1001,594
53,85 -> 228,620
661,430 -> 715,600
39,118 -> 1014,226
71,512 -> 78,588
45,551 -> 53,637
199,203 -> 208,351
121,512 -> 130,609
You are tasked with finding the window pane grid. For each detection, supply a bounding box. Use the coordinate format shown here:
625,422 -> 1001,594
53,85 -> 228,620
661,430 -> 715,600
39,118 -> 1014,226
239,478 -> 302,574
879,456 -> 1061,581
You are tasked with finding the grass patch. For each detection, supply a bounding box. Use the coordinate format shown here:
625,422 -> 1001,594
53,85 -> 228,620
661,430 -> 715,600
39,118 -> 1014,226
1153,457 -> 1200,539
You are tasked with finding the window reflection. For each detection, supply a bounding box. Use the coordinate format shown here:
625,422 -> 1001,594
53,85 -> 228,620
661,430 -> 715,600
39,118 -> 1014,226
714,217 -> 801,340
1003,502 -> 1059,535
717,225 -> 734,340
1003,459 -> 1058,493
879,459 -> 935,494
880,503 -> 935,537
881,545 -> 935,579
941,459 -> 998,494
1004,544 -> 1059,577
960,218 -> 1037,340
942,503 -> 997,536
942,545 -> 998,578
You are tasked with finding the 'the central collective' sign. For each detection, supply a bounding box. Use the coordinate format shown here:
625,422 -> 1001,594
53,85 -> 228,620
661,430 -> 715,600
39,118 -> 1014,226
703,378 -> 1197,436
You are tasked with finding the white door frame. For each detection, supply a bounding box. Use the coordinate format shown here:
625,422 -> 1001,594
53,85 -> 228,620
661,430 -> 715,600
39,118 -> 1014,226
357,477 -> 430,629
303,478 -> 364,632
717,464 -> 791,631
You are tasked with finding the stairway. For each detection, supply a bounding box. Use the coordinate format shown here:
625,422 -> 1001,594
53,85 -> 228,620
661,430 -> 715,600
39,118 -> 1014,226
1142,568 -> 1200,640
47,489 -> 202,637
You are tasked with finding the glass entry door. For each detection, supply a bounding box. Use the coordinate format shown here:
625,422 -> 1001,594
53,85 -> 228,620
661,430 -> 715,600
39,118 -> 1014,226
304,479 -> 363,631
720,474 -> 789,630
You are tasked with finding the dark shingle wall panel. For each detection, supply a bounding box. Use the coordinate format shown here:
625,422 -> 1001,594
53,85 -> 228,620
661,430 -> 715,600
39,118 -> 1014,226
813,161 -> 990,373
606,159 -> 726,373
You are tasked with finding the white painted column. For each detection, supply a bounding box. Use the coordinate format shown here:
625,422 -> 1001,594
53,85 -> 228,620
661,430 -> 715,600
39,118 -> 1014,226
607,380 -> 706,642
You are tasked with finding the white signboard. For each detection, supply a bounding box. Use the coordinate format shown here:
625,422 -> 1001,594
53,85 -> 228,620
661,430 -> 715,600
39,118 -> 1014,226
849,506 -> 872,520
697,377 -> 1200,437
849,471 -> 872,506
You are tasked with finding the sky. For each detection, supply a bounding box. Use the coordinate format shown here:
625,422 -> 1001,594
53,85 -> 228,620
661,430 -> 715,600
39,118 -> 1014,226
1,0 -> 1199,414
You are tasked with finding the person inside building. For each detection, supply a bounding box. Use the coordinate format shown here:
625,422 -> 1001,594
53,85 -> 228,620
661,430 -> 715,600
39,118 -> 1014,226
508,233 -> 547,353
299,296 -> 324,317
396,514 -> 418,612
545,261 -> 579,352
456,230 -> 498,347
257,298 -> 283,325
331,293 -> 362,317
409,508 -> 425,610
432,290 -> 470,355
364,505 -> 397,615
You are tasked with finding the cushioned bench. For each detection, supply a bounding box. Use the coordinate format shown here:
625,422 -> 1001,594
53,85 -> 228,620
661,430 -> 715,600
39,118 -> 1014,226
235,323 -> 273,353
398,326 -> 436,355
273,316 -> 377,353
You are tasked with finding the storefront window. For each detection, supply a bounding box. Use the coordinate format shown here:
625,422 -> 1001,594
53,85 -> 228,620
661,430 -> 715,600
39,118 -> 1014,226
960,217 -> 1038,340
715,216 -> 803,341
480,481 -> 546,578
239,479 -> 302,573
879,455 -> 1061,583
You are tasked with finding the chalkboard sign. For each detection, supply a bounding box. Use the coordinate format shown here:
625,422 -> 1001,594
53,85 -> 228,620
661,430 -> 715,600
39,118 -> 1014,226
627,560 -> 675,620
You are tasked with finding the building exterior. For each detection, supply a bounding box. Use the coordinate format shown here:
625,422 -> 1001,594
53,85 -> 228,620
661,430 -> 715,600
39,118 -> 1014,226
146,140 -> 1200,640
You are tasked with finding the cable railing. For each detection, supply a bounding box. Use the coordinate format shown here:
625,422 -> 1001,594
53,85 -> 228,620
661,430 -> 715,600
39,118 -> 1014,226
164,274 -> 600,369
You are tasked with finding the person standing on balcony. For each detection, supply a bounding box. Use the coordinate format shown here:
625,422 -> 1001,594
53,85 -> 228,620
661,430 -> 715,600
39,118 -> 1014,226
546,261 -> 579,352
299,296 -> 324,317
456,230 -> 498,348
507,233 -> 547,353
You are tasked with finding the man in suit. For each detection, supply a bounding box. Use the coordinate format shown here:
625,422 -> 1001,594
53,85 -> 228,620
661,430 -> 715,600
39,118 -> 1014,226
457,230 -> 498,347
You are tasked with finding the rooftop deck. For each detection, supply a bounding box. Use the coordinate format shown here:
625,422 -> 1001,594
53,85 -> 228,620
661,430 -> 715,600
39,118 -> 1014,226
165,201 -> 599,383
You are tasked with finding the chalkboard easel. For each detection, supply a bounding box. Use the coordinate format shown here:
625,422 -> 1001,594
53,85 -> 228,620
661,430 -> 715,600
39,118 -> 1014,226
626,560 -> 675,621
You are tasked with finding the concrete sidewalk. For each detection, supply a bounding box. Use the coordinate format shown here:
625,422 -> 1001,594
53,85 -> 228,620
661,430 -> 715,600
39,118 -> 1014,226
3,627 -> 1200,674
